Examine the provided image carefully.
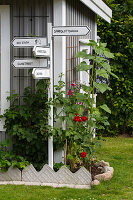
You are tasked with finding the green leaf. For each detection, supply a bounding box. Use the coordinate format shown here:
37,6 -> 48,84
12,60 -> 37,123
99,42 -> 107,48
77,62 -> 93,71
104,50 -> 114,58
102,62 -> 111,72
86,40 -> 97,46
95,57 -> 106,64
78,105 -> 86,115
96,69 -> 109,79
109,72 -> 119,79
76,50 -> 88,58
81,85 -> 93,93
76,93 -> 85,101
100,104 -> 111,114
93,82 -> 112,93
76,51 -> 94,60
95,46 -> 104,55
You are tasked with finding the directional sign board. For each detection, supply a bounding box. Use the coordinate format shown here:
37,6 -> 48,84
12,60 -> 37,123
52,26 -> 90,36
12,37 -> 47,48
12,58 -> 48,68
33,46 -> 50,57
32,68 -> 50,79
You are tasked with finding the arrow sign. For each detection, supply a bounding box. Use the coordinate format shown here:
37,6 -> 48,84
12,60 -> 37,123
32,68 -> 50,79
12,58 -> 48,68
12,37 -> 47,48
52,26 -> 90,36
33,46 -> 50,57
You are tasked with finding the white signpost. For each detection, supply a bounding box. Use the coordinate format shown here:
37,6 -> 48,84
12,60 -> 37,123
52,26 -> 90,36
12,58 -> 48,68
32,68 -> 50,79
33,46 -> 50,57
11,24 -> 91,169
12,37 -> 47,48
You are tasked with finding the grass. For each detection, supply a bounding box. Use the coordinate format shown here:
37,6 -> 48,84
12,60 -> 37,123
0,137 -> 133,200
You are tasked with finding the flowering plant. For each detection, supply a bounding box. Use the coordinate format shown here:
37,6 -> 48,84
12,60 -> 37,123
49,40 -> 118,171
81,152 -> 87,158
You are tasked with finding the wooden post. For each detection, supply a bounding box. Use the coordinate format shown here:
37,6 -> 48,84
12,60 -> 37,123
48,23 -> 53,169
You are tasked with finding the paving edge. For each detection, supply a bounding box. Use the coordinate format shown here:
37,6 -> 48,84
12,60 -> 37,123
0,181 -> 91,189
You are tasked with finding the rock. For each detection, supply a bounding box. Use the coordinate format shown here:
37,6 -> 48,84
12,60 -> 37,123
104,166 -> 114,175
103,172 -> 113,181
94,162 -> 100,167
91,179 -> 100,186
94,172 -> 113,181
94,173 -> 105,181
99,160 -> 110,167
94,160 -> 110,167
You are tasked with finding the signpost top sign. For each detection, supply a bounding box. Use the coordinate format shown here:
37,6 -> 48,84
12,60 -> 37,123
52,26 -> 90,36
12,37 -> 47,48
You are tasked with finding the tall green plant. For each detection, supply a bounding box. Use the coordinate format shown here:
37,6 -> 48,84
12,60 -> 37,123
98,0 -> 133,135
50,40 -> 117,170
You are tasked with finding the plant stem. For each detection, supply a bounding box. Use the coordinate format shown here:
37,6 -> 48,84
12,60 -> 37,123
64,139 -> 67,165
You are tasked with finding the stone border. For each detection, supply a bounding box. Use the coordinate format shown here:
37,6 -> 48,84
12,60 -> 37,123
0,161 -> 114,188
0,164 -> 92,189
91,160 -> 114,186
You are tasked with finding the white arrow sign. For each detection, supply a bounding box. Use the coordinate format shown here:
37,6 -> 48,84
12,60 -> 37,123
32,68 -> 50,79
52,26 -> 90,36
33,46 -> 50,57
12,58 -> 48,68
12,37 -> 47,48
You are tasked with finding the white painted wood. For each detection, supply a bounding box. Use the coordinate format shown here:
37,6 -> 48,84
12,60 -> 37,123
61,0 -> 66,133
12,37 -> 47,48
33,47 -> 50,57
53,0 -> 66,85
94,15 -> 97,42
92,0 -> 112,17
80,0 -> 112,23
32,68 -> 50,79
54,149 -> 64,163
79,39 -> 90,91
0,6 -> 10,131
12,59 -> 48,68
52,26 -> 90,36
53,0 -> 67,164
48,23 -> 53,169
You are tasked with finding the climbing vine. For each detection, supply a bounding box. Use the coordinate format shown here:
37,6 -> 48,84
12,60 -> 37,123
0,80 -> 50,170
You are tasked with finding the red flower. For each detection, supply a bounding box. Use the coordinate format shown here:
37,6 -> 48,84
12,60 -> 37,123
78,118 -> 82,122
73,116 -> 82,122
81,152 -> 87,158
75,113 -> 79,116
74,116 -> 80,121
67,90 -> 73,95
81,116 -> 88,121
71,83 -> 76,87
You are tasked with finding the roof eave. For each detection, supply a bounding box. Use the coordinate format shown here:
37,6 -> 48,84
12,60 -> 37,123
80,0 -> 112,23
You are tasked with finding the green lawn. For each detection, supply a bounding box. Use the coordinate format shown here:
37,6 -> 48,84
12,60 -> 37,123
0,137 -> 133,200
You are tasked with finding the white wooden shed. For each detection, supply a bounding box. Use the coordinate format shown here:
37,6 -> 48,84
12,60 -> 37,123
0,0 -> 112,167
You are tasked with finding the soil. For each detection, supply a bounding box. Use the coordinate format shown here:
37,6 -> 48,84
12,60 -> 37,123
70,161 -> 104,180
90,162 -> 103,180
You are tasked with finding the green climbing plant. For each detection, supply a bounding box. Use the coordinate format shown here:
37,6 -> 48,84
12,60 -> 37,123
49,40 -> 118,171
